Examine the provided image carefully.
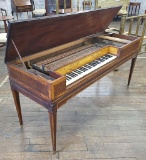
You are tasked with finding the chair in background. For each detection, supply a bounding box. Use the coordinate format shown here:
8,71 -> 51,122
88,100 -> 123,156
0,8 -> 14,33
0,8 -> 11,47
0,8 -> 8,33
82,0 -> 92,11
30,0 -> 46,17
0,8 -> 7,16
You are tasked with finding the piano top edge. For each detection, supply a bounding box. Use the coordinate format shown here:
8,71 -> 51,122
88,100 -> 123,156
9,6 -> 122,25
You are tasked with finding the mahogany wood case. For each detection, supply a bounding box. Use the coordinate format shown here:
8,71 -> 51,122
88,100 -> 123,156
5,6 -> 141,152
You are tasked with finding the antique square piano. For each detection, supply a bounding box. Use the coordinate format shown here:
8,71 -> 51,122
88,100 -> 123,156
5,6 -> 141,152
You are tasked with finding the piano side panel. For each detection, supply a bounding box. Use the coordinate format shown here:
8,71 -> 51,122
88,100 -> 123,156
119,38 -> 141,58
10,81 -> 55,111
7,65 -> 66,101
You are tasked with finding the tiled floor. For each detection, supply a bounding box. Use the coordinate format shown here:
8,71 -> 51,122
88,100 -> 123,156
0,19 -> 146,160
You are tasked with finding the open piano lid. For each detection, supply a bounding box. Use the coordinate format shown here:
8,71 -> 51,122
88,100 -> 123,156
5,6 -> 121,63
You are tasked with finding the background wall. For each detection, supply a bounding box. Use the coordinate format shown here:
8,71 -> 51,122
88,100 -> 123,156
0,0 -> 146,28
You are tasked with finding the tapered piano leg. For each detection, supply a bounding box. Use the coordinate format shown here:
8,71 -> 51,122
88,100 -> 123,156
11,88 -> 23,126
127,56 -> 137,87
49,111 -> 57,152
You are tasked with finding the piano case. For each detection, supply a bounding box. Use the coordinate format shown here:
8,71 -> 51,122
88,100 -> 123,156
5,6 -> 141,152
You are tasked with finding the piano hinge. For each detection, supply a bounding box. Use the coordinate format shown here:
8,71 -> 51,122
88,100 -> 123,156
11,39 -> 27,70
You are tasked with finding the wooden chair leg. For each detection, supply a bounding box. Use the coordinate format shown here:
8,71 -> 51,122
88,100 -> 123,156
27,11 -> 29,18
127,56 -> 137,87
32,12 -> 34,18
11,88 -> 23,125
48,111 -> 57,152
16,12 -> 18,19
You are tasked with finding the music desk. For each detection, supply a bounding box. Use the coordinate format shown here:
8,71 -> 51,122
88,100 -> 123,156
128,2 -> 141,16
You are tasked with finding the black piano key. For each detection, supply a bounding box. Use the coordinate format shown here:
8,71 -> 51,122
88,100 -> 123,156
94,60 -> 101,64
100,59 -> 105,62
66,77 -> 70,80
73,70 -> 81,74
79,67 -> 88,72
89,61 -> 99,67
103,56 -> 108,60
67,74 -> 75,78
106,54 -> 112,58
84,64 -> 93,69
74,69 -> 83,74
98,58 -> 104,62
72,71 -> 80,76
68,72 -> 78,78
69,72 -> 77,76
88,62 -> 94,66
66,75 -> 72,80
42,65 -> 45,71
93,63 -> 99,66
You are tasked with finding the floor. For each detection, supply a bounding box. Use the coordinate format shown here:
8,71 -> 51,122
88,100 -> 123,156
0,19 -> 146,160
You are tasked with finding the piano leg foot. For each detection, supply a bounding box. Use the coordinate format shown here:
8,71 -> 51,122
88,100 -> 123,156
49,111 -> 57,152
127,56 -> 137,87
11,88 -> 23,126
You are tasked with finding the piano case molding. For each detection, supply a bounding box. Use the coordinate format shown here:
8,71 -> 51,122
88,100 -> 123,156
5,6 -> 141,152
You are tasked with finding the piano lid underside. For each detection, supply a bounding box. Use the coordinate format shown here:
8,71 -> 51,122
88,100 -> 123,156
5,6 -> 122,63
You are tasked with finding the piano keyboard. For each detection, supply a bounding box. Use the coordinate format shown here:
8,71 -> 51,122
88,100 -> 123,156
66,54 -> 116,85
